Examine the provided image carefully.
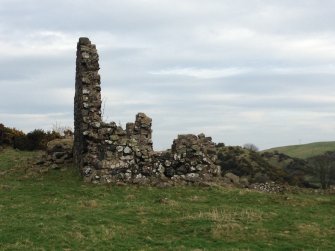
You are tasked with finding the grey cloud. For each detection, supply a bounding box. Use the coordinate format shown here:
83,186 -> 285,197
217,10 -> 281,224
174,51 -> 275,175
0,54 -> 73,82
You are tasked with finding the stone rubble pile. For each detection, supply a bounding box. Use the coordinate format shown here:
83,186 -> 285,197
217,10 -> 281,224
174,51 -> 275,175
36,138 -> 73,169
251,182 -> 284,193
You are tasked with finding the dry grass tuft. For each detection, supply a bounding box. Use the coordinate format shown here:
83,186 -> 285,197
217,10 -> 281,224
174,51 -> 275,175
99,225 -> 116,240
182,208 -> 266,240
1,239 -> 35,250
297,223 -> 323,237
184,208 -> 264,223
157,197 -> 179,207
69,224 -> 117,243
0,184 -> 11,191
71,231 -> 86,241
211,222 -> 243,239
136,205 -> 147,216
187,195 -> 206,202
79,199 -> 99,208
125,194 -> 136,200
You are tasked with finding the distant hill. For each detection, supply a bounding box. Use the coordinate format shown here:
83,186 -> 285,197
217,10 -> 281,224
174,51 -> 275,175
263,141 -> 335,159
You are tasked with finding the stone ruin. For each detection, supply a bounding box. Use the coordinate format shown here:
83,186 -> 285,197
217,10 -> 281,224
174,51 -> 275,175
36,137 -> 74,169
74,37 -> 221,184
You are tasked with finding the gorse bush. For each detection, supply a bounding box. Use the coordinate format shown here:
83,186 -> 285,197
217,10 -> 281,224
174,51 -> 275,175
0,123 -> 25,146
0,124 -> 61,151
25,129 -> 61,150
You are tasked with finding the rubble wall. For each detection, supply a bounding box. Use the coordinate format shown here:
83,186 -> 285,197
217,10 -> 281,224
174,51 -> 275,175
74,37 -> 221,184
74,37 -> 102,178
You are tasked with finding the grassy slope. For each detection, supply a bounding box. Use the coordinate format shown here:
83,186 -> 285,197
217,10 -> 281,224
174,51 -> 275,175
0,148 -> 335,250
263,141 -> 335,159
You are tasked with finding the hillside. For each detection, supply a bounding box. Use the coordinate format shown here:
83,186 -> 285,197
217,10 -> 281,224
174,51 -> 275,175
263,141 -> 335,159
0,148 -> 335,250
217,146 -> 287,183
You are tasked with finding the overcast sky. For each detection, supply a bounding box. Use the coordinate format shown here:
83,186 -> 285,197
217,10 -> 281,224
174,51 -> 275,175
1,0 -> 335,150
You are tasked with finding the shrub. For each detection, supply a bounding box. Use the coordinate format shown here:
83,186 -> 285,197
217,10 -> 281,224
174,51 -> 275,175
13,135 -> 30,150
0,124 -> 61,151
0,124 -> 25,147
25,129 -> 61,151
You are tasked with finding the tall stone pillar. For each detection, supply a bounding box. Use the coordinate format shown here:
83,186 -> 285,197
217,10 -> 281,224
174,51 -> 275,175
74,37 -> 102,179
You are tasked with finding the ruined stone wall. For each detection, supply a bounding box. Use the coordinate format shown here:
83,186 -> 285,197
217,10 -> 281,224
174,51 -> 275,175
74,37 -> 221,184
153,134 -> 221,182
74,37 -> 102,178
95,113 -> 154,183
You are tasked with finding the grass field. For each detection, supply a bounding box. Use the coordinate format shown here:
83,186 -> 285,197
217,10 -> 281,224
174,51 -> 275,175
263,141 -> 335,159
0,148 -> 335,250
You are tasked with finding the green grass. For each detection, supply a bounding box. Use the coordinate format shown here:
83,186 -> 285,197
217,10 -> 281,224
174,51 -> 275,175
1,148 -> 335,250
263,141 -> 335,159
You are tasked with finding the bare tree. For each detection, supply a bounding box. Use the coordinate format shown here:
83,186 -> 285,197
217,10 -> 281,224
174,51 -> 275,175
52,122 -> 72,137
243,143 -> 259,152
308,152 -> 335,189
